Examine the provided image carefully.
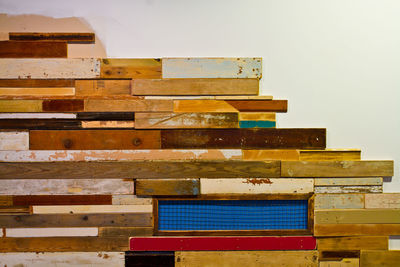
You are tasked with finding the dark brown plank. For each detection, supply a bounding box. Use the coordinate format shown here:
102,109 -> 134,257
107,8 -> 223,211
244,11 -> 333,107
9,32 -> 95,44
161,128 -> 326,149
136,179 -> 200,196
319,251 -> 360,261
226,100 -> 288,112
76,112 -> 135,121
125,252 -> 174,267
13,195 -> 112,206
0,79 -> 74,87
0,161 -> 280,179
0,119 -> 81,130
29,130 -> 161,150
0,41 -> 67,58
42,100 -> 84,112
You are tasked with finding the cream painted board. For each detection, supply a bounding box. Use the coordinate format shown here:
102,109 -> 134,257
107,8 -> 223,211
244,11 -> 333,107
365,193 -> 400,209
111,195 -> 152,205
32,205 -> 152,214
315,185 -> 382,193
315,194 -> 364,209
0,131 -> 28,150
6,227 -> 98,237
314,177 -> 383,186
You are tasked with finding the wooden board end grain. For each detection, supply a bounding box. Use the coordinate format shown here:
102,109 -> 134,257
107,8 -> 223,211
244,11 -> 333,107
136,179 -> 200,196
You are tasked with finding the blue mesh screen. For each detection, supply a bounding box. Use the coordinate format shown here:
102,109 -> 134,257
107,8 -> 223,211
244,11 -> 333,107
158,200 -> 308,231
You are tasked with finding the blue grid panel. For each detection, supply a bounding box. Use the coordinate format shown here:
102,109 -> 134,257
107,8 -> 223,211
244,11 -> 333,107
158,200 -> 308,231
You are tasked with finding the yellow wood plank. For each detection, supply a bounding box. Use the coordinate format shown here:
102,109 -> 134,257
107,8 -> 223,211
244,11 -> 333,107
242,149 -> 300,161
75,80 -> 131,96
299,149 -> 361,161
0,87 -> 74,96
239,112 -> 276,121
314,224 -> 400,237
315,209 -> 400,224
173,100 -> 238,113
0,100 -> 42,112
317,236 -> 388,250
315,194 -> 364,210
360,250 -> 400,267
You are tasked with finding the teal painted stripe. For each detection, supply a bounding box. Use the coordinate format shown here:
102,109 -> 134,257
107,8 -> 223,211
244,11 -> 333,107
239,120 -> 276,128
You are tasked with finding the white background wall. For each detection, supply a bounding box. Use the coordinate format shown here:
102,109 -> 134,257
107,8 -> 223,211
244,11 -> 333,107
1,0 -> 400,246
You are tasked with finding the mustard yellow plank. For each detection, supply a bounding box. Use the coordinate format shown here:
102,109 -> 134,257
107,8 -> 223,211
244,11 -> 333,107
360,250 -> 400,267
299,149 -> 361,161
0,100 -> 42,112
239,112 -> 276,121
317,236 -> 388,250
173,100 -> 238,113
0,87 -> 74,96
315,209 -> 400,224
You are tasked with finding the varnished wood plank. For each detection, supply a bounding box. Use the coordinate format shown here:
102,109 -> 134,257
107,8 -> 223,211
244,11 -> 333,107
175,251 -> 318,267
136,179 -> 200,196
282,161 -> 394,177
85,99 -> 173,112
319,251 -> 360,261
317,236 -> 388,250
243,149 -> 300,160
173,100 -> 239,113
314,224 -> 400,236
100,58 -> 161,79
315,209 -> 400,224
315,194 -> 364,210
99,227 -> 153,237
32,205 -> 152,214
135,112 -> 238,129
360,250 -> 400,267
319,259 -> 359,267
299,149 -> 361,161
162,58 -> 262,78
161,129 -> 326,149
314,177 -> 383,186
6,227 -> 98,237
0,113 -> 76,119
0,40 -> 67,58
9,32 -> 95,43
239,112 -> 276,121
315,185 -> 382,193
226,100 -> 287,112
0,58 -> 100,79
365,193 -> 400,209
0,100 -> 42,112
0,79 -> 74,87
131,78 -> 259,95
13,195 -> 112,206
42,99 -> 84,112
0,131 -> 28,150
76,112 -> 134,120
0,161 -> 280,179
0,119 -> 81,129
29,130 -> 161,150
75,80 -> 131,96
0,206 -> 30,214
0,87 -> 74,96
0,196 -> 12,206
215,96 -> 273,100
81,121 -> 134,128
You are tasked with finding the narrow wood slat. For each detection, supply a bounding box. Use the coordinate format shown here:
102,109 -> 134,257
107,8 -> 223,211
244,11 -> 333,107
299,149 -> 361,161
136,179 -> 200,196
131,78 -> 259,95
239,112 -> 276,121
0,206 -> 30,214
173,100 -> 239,113
0,196 -> 12,206
319,259 -> 359,267
99,227 -> 153,237
76,112 -> 134,121
243,149 -> 300,160
0,113 -> 76,119
314,224 -> 400,236
314,177 -> 383,186
316,236 -> 388,250
84,99 -> 173,112
239,120 -> 276,128
0,131 -> 29,150
126,252 -> 174,267
226,100 -> 287,112
0,79 -> 74,87
0,41 -> 67,58
0,100 -> 42,112
5,227 -> 98,237
9,32 -> 95,43
0,87 -> 74,96
315,185 -> 382,193
365,193 -> 400,208
100,58 -> 161,79
319,251 -> 360,261
315,194 -> 364,210
315,209 -> 400,224
360,250 -> 400,267
13,195 -> 112,206
81,121 -> 134,128
112,195 -> 152,205
0,119 -> 81,130
32,205 -> 152,214
215,96 -> 273,100
42,99 -> 84,112
75,80 -> 131,96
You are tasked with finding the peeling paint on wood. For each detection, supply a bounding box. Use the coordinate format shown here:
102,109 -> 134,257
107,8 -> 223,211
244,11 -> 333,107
32,204 -> 152,214
0,131 -> 29,150
314,177 -> 383,186
5,227 -> 98,237
315,185 -> 382,193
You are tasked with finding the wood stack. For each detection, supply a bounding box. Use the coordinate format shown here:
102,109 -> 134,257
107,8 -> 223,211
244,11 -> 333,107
0,32 -> 397,266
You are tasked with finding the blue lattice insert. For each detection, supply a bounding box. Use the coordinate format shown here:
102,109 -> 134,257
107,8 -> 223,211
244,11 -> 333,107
158,199 -> 308,231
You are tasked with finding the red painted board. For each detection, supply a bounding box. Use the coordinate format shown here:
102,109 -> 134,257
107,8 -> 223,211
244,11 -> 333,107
130,236 -> 316,251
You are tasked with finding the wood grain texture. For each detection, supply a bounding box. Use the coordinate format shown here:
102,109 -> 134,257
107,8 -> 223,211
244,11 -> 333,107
239,112 -> 276,121
112,195 -> 152,205
0,58 -> 100,79
365,193 -> 400,208
161,129 -> 326,149
315,209 -> 400,224
135,112 -> 238,129
282,161 -> 394,177
100,58 -> 161,79
136,179 -> 200,196
314,177 -> 383,186
42,99 -> 84,112
85,99 -> 173,112
0,206 -> 30,214
319,251 -> 360,261
316,236 -> 388,250
75,80 -> 131,96
162,58 -> 262,78
0,196 -> 12,206
226,100 -> 287,112
0,131 -> 29,150
299,150 -> 361,161
32,205 -> 152,214
360,250 -> 400,267
173,100 -> 239,113
5,227 -> 98,237
0,119 -> 81,130
76,112 -> 134,121
314,185 -> 382,193
315,194 -> 364,210
0,113 -> 76,119
131,78 -> 259,95
81,121 -> 134,128
9,32 -> 95,43
243,149 -> 300,160
0,87 -> 74,96
0,161 -> 280,179
0,41 -> 67,58
13,195 -> 112,206
99,227 -> 153,237
0,79 -> 74,87
215,96 -> 273,100
29,130 -> 161,150
314,224 -> 400,237
319,259 -> 359,267
0,100 -> 42,112
175,251 -> 318,267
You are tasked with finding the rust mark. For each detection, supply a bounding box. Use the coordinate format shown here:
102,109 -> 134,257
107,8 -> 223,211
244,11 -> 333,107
238,66 -> 243,74
243,178 -> 273,185
103,253 -> 110,259
98,252 -> 103,258
2,227 -> 5,237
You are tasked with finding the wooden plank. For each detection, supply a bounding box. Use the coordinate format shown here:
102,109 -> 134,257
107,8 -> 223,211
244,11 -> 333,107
315,194 -> 364,210
126,252 -> 174,267
5,227 -> 98,237
13,195 -> 112,206
314,177 -> 383,186
135,112 -> 238,129
76,112 -> 134,120
317,236 -> 388,250
0,213 -> 152,227
0,237 -> 128,252
0,40 -> 67,58
314,224 -> 400,236
85,99 -> 173,112
100,58 -> 161,79
0,87 -> 74,96
162,58 -> 262,78
0,58 -> 100,79
243,149 -> 300,160
32,205 -> 152,214
29,130 -> 161,150
365,193 -> 400,208
239,121 -> 276,128
136,179 -> 200,196
42,99 -> 84,112
319,251 -> 360,261
281,161 -> 394,177
299,149 -> 361,161
226,100 -> 287,112
81,121 -> 134,128
99,227 -> 153,237
215,96 -> 273,100
75,80 -> 131,96
0,79 -> 74,87
239,112 -> 276,121
0,206 -> 30,214
0,252 -> 124,266
173,100 -> 238,113
161,129 -> 326,149
0,196 -> 12,206
360,250 -> 400,267
319,259 -> 359,267
0,131 -> 29,150
0,119 -> 81,130
315,209 -> 400,224
315,185 -> 382,193
0,179 -> 133,195
0,160 -> 280,179
0,100 -> 42,112
112,195 -> 152,205
130,236 -> 316,251
131,78 -> 259,95
200,178 -> 314,194
175,251 -> 318,267
9,32 -> 95,43
0,113 -> 76,119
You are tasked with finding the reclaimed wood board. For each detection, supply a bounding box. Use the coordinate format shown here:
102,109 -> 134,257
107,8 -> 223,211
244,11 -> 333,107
243,149 -> 300,161
239,120 -> 276,128
0,87 -> 74,96
131,78 -> 259,95
136,179 -> 200,196
315,194 -> 364,210
0,41 -> 67,58
32,205 -> 152,214
314,224 -> 400,236
316,236 -> 388,250
314,185 -> 382,193
315,209 -> 400,224
0,100 -> 42,112
173,100 -> 239,113
360,250 -> 400,267
319,251 -> 360,261
0,131 -> 29,150
299,149 -> 361,161
99,227 -> 153,237
75,80 -> 131,96
112,195 -> 152,205
0,206 -> 30,214
365,193 -> 400,208
0,119 -> 82,130
5,227 -> 98,237
84,99 -> 173,112
314,177 -> 383,186
226,100 -> 287,112
239,112 -> 276,121
100,58 -> 161,79
42,99 -> 84,112
76,112 -> 134,121
0,79 -> 74,87
9,32 -> 95,43
13,195 -> 112,206
319,259 -> 359,267
126,252 -> 174,267
0,196 -> 12,206
81,121 -> 134,128
0,113 -> 76,119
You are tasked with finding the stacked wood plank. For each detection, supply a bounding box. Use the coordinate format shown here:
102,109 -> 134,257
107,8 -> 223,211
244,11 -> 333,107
0,32 -> 397,266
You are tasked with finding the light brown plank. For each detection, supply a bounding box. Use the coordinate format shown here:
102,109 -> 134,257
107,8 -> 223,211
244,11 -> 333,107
317,236 -> 388,250
136,179 -> 200,196
112,195 -> 152,205
100,58 -> 161,79
314,224 -> 400,236
99,227 -> 153,237
299,149 -> 361,161
365,193 -> 400,209
319,259 -> 359,267
173,100 -> 238,112
243,149 -> 300,161
75,80 -> 131,96
0,100 -> 42,112
85,99 -> 173,112
0,87 -> 74,96
360,250 -> 400,267
315,194 -> 364,210
315,209 -> 400,224
81,121 -> 134,128
314,177 -> 383,186
0,41 -> 67,58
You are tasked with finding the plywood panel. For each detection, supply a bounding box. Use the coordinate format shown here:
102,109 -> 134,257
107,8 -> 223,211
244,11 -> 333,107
360,250 -> 400,267
314,224 -> 400,236
75,80 -> 131,96
0,131 -> 29,150
315,209 -> 400,224
365,193 -> 400,208
0,40 -> 67,58
315,194 -> 364,210
136,179 -> 200,196
317,236 -> 388,250
99,227 -> 153,237
314,177 -> 383,186
226,100 -> 287,112
299,150 -> 361,161
6,227 -> 98,237
100,58 -> 161,79
173,100 -> 239,113
9,32 -> 95,43
85,99 -> 173,112
32,205 -> 152,214
0,100 -> 42,112
315,185 -> 382,193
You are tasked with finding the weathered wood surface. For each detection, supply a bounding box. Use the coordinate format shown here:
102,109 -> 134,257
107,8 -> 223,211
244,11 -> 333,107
81,121 -> 134,128
0,213 -> 152,227
314,177 -> 383,186
131,78 -> 259,95
315,185 -> 382,193
9,32 -> 96,43
0,100 -> 42,112
42,99 -> 84,112
161,129 -> 326,149
29,130 -> 161,150
360,250 -> 400,267
0,87 -> 74,96
319,259 -> 359,267
0,113 -> 76,119
0,131 -> 29,150
135,112 -> 238,129
100,58 -> 161,79
75,80 -> 131,96
200,178 -> 313,194
175,251 -> 318,267
0,58 -> 100,79
239,120 -> 276,128
136,179 -> 200,196
315,209 -> 400,224
0,237 -> 129,252
239,112 -> 276,121
316,236 -> 388,250
0,40 -> 67,58
13,195 -> 112,206
0,160 -> 280,179
243,149 -> 300,160
32,205 -> 152,214
84,99 -> 173,112
0,252 -> 124,266
112,195 -> 152,205
0,79 -> 74,87
99,227 -> 153,237
76,112 -> 134,121
281,161 -> 394,177
315,194 -> 364,210
0,206 -> 30,214
319,251 -> 360,261
5,227 -> 98,237
226,100 -> 287,112
162,58 -> 262,78
0,196 -> 12,206
173,100 -> 238,112
314,224 -> 400,236
0,119 -> 81,129
365,193 -> 400,208
299,149 -> 361,161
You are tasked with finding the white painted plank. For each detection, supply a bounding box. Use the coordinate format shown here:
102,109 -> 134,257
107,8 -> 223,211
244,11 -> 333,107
314,177 -> 383,186
315,185 -> 382,193
0,113 -> 77,119
6,227 -> 98,237
32,205 -> 152,214
112,195 -> 153,205
0,131 -> 28,150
